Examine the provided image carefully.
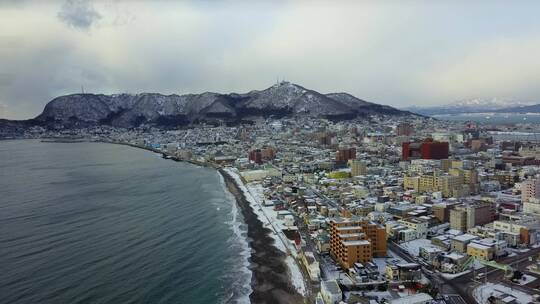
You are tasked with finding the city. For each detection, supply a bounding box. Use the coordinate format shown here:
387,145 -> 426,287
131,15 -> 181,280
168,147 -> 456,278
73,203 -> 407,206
6,115 -> 540,304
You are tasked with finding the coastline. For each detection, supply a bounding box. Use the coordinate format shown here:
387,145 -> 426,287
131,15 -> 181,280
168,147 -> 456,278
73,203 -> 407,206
36,139 -> 307,303
219,168 -> 305,304
110,140 -> 307,303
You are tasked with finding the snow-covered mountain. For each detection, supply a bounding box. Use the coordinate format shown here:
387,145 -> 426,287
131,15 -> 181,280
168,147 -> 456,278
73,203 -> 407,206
406,98 -> 537,116
29,82 -> 414,128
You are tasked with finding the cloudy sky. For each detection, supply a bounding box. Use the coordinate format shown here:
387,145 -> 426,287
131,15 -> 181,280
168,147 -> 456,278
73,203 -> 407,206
1,0 -> 540,119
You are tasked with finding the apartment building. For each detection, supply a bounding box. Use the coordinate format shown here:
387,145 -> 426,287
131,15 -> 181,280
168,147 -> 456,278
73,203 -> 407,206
329,217 -> 387,269
350,160 -> 367,177
449,202 -> 495,231
397,218 -> 428,239
522,178 -> 540,203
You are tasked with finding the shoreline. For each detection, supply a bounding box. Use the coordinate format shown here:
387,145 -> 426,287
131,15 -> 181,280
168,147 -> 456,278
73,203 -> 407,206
109,140 -> 307,303
218,168 -> 305,304
35,138 -> 308,303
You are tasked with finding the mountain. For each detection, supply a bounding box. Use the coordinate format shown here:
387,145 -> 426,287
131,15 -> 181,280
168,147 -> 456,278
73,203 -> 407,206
6,82 -> 414,129
406,98 -> 536,116
495,103 -> 540,113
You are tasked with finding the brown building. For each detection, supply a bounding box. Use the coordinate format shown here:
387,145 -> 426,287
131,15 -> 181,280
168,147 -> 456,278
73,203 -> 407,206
336,147 -> 356,164
248,146 -> 276,164
248,149 -> 262,164
329,217 -> 387,269
433,202 -> 457,223
402,139 -> 449,161
396,122 -> 413,136
449,201 -> 496,231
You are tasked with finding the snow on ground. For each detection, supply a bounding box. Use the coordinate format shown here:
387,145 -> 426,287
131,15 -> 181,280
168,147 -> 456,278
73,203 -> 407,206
363,291 -> 393,301
224,168 -> 306,295
440,270 -> 470,280
223,168 -> 288,253
474,283 -> 533,304
285,256 -> 307,296
373,258 -> 390,274
511,248 -> 531,253
399,238 -> 442,257
518,274 -> 537,285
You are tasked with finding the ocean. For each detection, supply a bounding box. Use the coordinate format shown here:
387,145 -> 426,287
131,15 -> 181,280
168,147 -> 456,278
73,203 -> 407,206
0,140 -> 251,304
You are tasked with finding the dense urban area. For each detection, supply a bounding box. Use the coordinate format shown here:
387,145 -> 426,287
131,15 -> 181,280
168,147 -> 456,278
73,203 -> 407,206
5,116 -> 540,304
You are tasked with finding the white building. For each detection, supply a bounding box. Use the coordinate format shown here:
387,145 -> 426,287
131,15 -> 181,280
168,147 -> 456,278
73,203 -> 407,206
321,280 -> 342,304
397,218 -> 428,239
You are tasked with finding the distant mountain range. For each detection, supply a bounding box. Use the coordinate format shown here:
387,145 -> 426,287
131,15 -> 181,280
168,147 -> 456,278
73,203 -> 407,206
1,82 -> 414,130
405,98 -> 539,116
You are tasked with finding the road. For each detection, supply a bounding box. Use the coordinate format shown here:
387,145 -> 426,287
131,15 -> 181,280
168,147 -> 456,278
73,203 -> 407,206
310,187 -> 340,210
451,246 -> 540,303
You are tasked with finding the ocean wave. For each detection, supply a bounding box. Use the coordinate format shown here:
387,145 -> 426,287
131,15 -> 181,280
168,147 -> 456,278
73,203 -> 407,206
218,173 -> 252,304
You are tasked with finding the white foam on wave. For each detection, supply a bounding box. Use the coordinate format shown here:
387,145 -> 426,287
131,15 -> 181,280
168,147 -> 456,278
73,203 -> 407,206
218,173 -> 252,304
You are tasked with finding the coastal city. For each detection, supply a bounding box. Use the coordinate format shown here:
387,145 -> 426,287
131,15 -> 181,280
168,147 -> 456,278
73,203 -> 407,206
5,115 -> 540,304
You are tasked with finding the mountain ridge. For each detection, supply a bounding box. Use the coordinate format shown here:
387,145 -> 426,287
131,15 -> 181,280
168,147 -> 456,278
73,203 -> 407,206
3,82 -> 415,129
406,98 -> 538,116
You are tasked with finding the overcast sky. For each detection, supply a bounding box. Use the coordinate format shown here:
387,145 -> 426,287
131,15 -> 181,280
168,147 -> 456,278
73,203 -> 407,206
1,0 -> 540,119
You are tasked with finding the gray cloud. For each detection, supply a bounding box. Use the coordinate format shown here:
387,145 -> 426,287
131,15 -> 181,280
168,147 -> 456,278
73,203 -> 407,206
57,0 -> 101,30
1,1 -> 540,119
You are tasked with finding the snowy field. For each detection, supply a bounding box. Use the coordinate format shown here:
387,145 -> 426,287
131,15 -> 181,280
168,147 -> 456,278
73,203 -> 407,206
473,283 -> 533,304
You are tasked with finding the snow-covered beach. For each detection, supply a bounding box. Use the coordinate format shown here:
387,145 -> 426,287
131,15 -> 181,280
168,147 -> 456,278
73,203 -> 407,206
219,167 -> 308,303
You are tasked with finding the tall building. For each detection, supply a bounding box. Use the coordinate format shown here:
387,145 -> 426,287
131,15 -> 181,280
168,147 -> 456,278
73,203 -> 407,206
248,147 -> 276,164
336,147 -> 356,164
450,208 -> 467,231
522,178 -> 540,203
396,122 -> 413,136
449,202 -> 495,231
350,160 -> 367,176
433,202 -> 457,223
329,217 -> 386,269
402,139 -> 449,161
248,149 -> 262,164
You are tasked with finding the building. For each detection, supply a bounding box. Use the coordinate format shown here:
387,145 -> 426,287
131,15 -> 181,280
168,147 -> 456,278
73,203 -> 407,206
336,147 -> 356,164
397,218 -> 428,239
522,178 -> 540,203
321,280 -> 342,304
248,147 -> 276,164
450,208 -> 467,231
350,160 -> 367,176
402,139 -> 449,161
524,198 -> 540,215
493,218 -> 540,245
433,202 -> 457,223
329,217 -> 387,269
467,242 -> 494,260
248,149 -> 262,164
396,122 -> 413,136
301,251 -> 320,281
451,234 -> 479,253
449,202 -> 495,231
